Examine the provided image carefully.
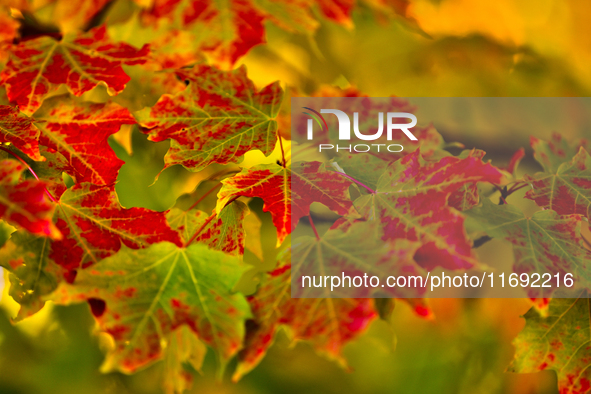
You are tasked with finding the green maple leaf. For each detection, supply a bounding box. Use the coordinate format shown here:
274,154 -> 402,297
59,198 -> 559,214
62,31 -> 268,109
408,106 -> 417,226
51,242 -> 251,374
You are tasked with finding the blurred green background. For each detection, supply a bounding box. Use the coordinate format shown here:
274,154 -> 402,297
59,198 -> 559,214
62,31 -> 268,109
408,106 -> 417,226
4,0 -> 591,392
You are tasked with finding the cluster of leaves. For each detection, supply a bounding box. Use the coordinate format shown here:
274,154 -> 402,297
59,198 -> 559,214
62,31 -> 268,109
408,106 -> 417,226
0,1 -> 590,394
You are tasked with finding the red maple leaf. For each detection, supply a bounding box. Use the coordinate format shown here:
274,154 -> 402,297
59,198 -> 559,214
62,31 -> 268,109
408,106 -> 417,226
34,96 -> 135,186
1,25 -> 149,115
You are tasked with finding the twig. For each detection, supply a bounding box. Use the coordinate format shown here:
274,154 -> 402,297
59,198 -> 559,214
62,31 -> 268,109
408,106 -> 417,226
0,145 -> 57,203
308,214 -> 320,240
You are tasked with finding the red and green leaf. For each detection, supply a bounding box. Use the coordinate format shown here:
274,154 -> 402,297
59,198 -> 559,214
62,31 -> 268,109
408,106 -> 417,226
135,65 -> 282,173
50,183 -> 182,272
51,242 -> 251,373
1,183 -> 182,317
354,149 -> 503,270
0,26 -> 149,115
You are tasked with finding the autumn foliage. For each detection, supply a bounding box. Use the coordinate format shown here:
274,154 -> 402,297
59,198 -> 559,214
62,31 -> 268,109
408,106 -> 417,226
1,1 -> 591,394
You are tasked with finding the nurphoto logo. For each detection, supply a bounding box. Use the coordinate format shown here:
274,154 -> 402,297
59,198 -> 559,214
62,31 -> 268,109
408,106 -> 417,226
302,107 -> 418,153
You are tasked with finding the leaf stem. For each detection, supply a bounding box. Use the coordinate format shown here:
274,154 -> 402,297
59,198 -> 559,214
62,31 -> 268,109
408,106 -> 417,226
187,183 -> 222,212
472,235 -> 492,248
507,183 -> 530,195
489,183 -> 508,205
277,133 -> 287,168
308,214 -> 320,240
0,145 -> 57,203
336,172 -> 375,194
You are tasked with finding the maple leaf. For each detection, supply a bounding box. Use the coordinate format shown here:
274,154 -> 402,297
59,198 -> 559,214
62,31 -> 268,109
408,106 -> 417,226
509,297 -> 591,394
465,199 -> 591,298
526,147 -> 591,220
0,159 -> 60,239
0,25 -> 149,115
167,201 -> 248,256
48,183 -> 182,272
0,105 -> 43,161
354,149 -> 503,270
234,249 -> 378,381
135,64 -> 282,173
217,163 -> 289,247
51,242 -> 251,373
33,96 -> 135,186
1,183 -> 181,318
